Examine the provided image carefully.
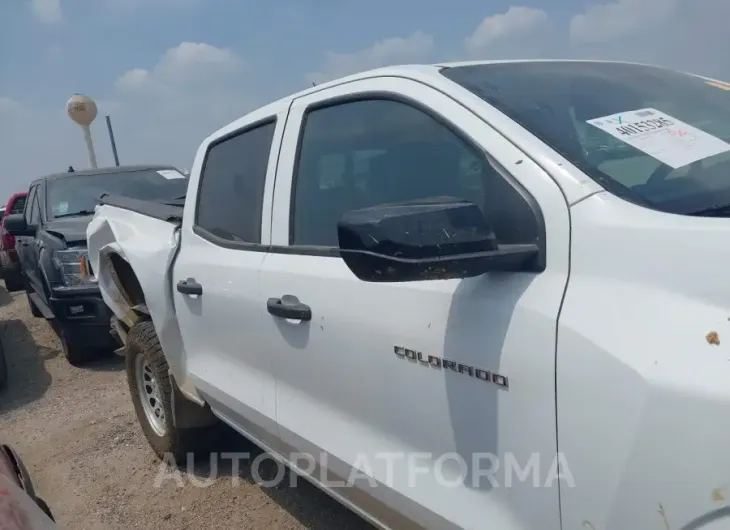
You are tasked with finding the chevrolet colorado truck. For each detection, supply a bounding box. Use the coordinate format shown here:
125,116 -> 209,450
4,165 -> 187,365
87,60 -> 730,530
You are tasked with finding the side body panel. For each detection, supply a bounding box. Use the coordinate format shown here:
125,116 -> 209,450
558,192 -> 730,530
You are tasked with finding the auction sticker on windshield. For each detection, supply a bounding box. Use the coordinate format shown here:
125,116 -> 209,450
157,169 -> 186,180
587,108 -> 730,169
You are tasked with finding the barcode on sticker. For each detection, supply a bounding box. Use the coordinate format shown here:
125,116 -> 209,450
636,110 -> 655,117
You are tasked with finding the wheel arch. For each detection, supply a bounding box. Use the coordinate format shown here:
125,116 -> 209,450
104,253 -> 217,429
106,251 -> 146,309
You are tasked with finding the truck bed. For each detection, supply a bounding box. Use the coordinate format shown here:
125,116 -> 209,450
98,193 -> 184,224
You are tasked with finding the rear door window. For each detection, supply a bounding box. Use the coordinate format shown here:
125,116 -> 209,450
195,120 -> 277,244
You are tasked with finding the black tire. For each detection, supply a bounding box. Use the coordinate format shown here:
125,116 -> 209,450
126,320 -> 214,463
0,339 -> 6,390
0,252 -> 9,276
55,323 -> 98,366
3,271 -> 23,292
26,291 -> 43,318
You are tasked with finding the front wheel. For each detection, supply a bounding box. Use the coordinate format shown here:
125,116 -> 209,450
126,320 -> 215,463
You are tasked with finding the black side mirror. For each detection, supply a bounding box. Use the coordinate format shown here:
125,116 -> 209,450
337,197 -> 540,282
3,214 -> 33,237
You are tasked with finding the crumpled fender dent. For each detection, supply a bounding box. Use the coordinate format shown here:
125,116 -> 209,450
87,205 -> 202,404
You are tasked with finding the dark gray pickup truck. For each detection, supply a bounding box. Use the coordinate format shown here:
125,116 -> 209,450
3,165 -> 188,365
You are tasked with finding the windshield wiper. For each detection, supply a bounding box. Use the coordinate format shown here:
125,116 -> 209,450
688,205 -> 730,217
54,210 -> 96,219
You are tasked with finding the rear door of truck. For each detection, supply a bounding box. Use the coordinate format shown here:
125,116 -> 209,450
170,102 -> 291,453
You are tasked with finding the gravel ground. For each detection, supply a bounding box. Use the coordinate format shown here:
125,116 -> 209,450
0,283 -> 373,529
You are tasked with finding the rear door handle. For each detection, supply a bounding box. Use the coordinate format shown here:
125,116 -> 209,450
177,278 -> 203,296
267,295 -> 312,321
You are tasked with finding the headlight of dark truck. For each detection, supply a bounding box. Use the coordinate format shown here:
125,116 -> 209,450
52,248 -> 95,287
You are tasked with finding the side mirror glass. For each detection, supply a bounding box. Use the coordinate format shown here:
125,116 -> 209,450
3,214 -> 32,237
337,197 -> 540,282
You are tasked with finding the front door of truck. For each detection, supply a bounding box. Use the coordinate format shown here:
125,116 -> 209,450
14,186 -> 34,276
172,109 -> 288,452
260,78 -> 571,530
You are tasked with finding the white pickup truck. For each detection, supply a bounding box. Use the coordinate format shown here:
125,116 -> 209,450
86,60 -> 730,530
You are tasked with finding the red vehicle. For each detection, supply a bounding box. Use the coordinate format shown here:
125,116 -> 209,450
0,192 -> 28,292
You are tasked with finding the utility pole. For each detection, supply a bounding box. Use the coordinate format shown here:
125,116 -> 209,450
105,115 -> 120,166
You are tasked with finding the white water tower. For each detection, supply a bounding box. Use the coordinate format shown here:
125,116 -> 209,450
66,94 -> 98,169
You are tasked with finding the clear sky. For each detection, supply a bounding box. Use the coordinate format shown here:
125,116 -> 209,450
0,0 -> 728,199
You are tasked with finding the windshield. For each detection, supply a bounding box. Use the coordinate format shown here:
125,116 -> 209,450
46,168 -> 188,218
441,61 -> 730,215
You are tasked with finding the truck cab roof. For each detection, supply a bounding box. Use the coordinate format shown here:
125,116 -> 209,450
209,59 -> 678,139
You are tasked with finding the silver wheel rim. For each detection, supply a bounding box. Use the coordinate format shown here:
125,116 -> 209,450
135,355 -> 167,437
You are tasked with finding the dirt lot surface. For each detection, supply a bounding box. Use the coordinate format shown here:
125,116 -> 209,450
0,284 -> 373,529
